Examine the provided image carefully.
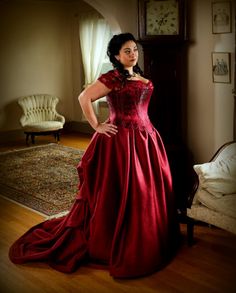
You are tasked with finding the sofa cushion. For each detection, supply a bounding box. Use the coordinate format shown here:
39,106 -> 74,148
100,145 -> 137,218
193,154 -> 236,198
195,188 -> 236,219
187,204 -> 236,234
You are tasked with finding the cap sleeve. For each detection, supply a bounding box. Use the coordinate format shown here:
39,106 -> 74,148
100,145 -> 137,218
98,70 -> 121,90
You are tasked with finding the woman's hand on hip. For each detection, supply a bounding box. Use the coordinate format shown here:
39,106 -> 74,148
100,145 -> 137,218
95,122 -> 118,137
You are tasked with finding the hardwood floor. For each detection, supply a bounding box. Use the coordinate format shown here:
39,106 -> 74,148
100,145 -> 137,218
0,132 -> 236,293
0,131 -> 92,152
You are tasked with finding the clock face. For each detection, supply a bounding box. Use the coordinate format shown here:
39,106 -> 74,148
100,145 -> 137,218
146,0 -> 179,35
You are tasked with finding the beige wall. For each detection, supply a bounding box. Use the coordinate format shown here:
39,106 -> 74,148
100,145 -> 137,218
83,0 -> 137,34
187,0 -> 235,162
0,0 -> 74,131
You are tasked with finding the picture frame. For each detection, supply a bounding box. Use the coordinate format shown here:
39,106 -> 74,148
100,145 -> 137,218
212,52 -> 231,83
212,1 -> 232,34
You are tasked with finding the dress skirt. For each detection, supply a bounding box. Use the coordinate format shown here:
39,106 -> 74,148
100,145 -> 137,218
9,126 -> 180,278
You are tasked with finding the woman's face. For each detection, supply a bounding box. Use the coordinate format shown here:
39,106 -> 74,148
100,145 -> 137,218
115,40 -> 138,69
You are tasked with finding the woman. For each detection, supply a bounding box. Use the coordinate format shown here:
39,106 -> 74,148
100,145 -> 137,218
9,33 -> 180,278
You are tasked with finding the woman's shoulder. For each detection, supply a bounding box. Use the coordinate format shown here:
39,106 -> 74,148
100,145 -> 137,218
99,69 -> 121,79
98,69 -> 122,89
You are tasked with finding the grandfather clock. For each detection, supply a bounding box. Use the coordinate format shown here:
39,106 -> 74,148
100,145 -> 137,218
138,0 -> 192,212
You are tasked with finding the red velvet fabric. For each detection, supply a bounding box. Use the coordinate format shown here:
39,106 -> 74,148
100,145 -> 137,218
9,70 -> 180,278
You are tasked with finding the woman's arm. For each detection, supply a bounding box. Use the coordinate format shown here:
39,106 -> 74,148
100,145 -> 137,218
78,80 -> 118,137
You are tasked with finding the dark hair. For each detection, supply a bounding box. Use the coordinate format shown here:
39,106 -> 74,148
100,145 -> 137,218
107,33 -> 143,78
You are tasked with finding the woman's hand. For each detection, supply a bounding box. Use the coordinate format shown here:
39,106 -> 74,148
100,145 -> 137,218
95,122 -> 118,137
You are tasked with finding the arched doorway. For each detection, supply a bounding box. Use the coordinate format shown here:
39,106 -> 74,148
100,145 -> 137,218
83,0 -> 121,34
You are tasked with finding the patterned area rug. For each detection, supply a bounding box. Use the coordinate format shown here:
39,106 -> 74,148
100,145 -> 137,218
0,143 -> 84,217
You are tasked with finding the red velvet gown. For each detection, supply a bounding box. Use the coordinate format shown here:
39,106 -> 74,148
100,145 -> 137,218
9,70 -> 180,278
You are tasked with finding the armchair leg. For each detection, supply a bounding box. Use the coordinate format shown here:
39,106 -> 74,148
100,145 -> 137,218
57,131 -> 60,141
31,134 -> 35,144
25,133 -> 30,145
53,131 -> 60,142
24,130 -> 62,145
187,217 -> 195,246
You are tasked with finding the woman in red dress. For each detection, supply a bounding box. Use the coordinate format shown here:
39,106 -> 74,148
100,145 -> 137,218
9,33 -> 180,278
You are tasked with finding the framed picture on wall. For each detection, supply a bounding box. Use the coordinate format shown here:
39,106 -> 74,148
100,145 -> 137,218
212,52 -> 231,83
212,1 -> 232,34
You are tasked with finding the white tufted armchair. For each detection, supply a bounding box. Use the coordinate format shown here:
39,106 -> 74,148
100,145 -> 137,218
18,94 -> 65,144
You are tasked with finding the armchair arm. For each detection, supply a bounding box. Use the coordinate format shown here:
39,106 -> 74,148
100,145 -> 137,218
19,115 -> 28,127
55,112 -> 65,125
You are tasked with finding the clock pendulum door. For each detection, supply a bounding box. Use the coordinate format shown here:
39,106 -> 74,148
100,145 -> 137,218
143,43 -> 192,213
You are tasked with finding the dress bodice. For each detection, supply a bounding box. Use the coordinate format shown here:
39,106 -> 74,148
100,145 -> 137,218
98,70 -> 154,132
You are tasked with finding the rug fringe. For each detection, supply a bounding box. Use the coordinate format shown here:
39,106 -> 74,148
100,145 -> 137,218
45,210 -> 69,220
0,143 -> 58,155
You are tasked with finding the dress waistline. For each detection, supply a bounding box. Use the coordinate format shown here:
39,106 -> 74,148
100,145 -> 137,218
109,117 -> 154,133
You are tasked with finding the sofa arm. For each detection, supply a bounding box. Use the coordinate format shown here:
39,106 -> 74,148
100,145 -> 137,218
187,169 -> 199,208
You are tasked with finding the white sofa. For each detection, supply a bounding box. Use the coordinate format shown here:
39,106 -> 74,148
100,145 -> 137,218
187,141 -> 236,245
18,94 -> 65,144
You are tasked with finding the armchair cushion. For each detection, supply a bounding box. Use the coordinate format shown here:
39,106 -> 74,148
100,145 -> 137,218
194,188 -> 236,219
22,121 -> 64,132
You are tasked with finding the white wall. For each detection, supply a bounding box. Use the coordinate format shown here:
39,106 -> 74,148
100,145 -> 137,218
187,0 -> 235,162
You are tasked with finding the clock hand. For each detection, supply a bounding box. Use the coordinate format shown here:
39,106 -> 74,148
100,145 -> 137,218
158,12 -> 170,27
158,18 -> 164,26
164,12 -> 171,18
